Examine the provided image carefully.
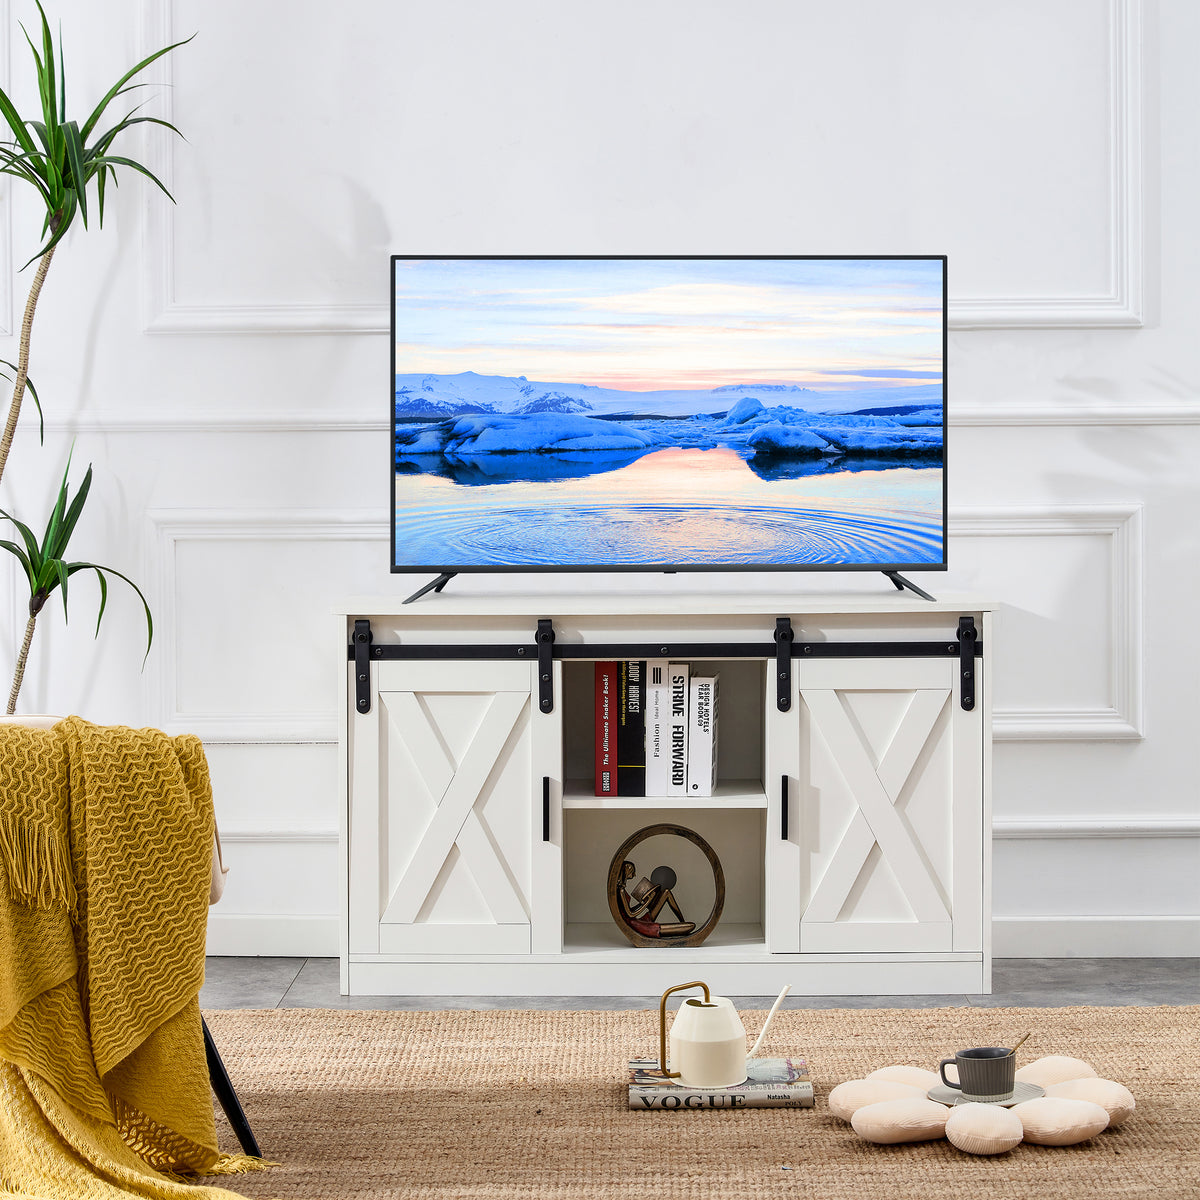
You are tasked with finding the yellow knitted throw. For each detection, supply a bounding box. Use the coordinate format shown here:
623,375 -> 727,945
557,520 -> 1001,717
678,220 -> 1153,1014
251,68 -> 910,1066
0,716 -> 268,1199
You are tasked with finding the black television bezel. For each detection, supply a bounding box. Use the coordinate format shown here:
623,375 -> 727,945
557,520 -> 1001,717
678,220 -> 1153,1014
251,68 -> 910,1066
390,254 -> 948,578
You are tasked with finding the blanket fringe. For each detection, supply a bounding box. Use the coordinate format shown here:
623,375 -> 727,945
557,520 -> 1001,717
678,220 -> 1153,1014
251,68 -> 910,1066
162,1153 -> 278,1184
0,812 -> 76,912
195,1154 -> 279,1178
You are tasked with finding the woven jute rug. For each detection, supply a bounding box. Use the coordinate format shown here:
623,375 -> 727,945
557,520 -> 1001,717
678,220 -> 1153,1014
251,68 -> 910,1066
201,1004 -> 1200,1200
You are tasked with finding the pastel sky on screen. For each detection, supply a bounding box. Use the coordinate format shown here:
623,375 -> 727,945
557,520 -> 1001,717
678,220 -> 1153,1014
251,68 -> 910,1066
392,257 -> 944,392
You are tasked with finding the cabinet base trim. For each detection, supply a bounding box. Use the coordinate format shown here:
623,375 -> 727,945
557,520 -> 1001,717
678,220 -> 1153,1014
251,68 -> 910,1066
344,958 -> 988,997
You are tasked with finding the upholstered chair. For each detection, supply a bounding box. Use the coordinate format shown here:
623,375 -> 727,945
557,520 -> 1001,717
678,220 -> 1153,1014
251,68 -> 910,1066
0,713 -> 259,1156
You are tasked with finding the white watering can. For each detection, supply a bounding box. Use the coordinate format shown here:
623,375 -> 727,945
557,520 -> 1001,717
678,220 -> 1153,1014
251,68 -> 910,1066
657,980 -> 791,1089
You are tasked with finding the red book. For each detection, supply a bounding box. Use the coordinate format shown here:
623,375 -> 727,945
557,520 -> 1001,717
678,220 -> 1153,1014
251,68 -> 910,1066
595,661 -> 617,795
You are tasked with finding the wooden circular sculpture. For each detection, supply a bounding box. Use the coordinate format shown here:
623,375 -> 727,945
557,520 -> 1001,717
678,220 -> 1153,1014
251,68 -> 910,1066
606,823 -> 724,948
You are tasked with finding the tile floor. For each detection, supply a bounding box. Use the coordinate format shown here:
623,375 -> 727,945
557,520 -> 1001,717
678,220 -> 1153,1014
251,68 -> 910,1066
201,956 -> 1200,1010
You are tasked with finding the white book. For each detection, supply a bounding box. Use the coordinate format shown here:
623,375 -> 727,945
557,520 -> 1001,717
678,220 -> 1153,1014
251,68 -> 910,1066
666,663 -> 690,797
687,675 -> 719,798
644,659 -> 670,797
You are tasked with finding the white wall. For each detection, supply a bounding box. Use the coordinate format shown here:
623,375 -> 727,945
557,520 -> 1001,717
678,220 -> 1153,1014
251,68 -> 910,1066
1,0 -> 1196,960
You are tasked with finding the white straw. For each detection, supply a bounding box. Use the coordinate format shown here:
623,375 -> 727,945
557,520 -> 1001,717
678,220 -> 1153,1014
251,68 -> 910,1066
748,985 -> 791,1058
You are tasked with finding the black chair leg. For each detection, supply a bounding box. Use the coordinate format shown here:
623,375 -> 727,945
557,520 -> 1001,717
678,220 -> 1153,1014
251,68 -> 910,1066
202,1016 -> 262,1158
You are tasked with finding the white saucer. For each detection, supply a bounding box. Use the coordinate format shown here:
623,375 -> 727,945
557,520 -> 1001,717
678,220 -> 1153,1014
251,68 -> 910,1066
927,1080 -> 1044,1107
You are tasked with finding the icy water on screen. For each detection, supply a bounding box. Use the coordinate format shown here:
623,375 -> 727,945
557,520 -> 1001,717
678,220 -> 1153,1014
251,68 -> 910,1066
394,447 -> 942,567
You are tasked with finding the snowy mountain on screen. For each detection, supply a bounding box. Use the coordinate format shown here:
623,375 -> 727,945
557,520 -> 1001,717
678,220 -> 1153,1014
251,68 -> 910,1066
395,374 -> 944,479
394,371 -> 942,419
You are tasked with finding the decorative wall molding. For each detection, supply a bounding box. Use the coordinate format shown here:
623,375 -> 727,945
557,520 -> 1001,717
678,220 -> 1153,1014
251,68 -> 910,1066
138,0 -> 180,336
204,913 -> 339,957
218,817 -> 1196,849
137,0 -> 391,335
992,916 -> 1200,958
0,191 -> 13,340
993,817 -> 1199,839
950,405 -> 1200,428
146,508 -> 387,742
21,412 -> 390,434
19,401 -> 1200,435
207,912 -> 1197,960
147,505 -> 1144,746
950,505 -> 1143,740
217,824 -> 339,845
138,0 -> 1143,334
1,554 -> 19,686
951,0 -> 1143,330
0,0 -> 16,339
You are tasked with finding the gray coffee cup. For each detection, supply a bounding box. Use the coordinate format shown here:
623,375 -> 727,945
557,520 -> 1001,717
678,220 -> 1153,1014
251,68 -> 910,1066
938,1046 -> 1015,1102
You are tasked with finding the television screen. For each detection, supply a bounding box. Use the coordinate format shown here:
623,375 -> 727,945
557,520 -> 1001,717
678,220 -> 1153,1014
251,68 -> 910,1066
392,256 -> 945,576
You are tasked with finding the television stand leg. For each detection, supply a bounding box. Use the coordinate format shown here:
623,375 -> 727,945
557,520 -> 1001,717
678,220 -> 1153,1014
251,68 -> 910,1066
403,572 -> 458,604
882,571 -> 936,602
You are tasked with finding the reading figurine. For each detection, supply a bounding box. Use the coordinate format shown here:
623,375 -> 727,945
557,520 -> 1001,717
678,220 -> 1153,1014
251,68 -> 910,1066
606,822 -> 725,948
616,860 -> 696,939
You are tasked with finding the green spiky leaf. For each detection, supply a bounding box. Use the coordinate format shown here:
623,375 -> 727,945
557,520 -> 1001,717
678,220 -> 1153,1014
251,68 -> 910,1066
0,537 -> 34,588
0,83 -> 39,155
0,360 -> 41,443
0,12 -> 191,261
80,33 -> 195,142
68,561 -> 153,663
88,154 -> 174,202
0,457 -> 153,665
0,503 -> 41,569
62,120 -> 86,225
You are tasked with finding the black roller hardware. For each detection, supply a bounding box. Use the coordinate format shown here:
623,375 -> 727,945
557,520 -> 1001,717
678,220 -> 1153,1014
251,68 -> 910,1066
352,619 -> 372,715
536,619 -> 556,713
958,616 -> 977,711
774,617 -> 794,712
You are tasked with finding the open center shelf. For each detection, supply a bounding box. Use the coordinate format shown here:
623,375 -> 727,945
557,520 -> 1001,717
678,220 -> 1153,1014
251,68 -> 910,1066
563,779 -> 767,809
563,922 -> 767,958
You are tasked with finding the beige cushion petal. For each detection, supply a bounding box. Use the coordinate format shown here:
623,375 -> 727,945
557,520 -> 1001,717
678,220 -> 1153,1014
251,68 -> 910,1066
1045,1078 -> 1135,1127
1014,1055 -> 1098,1088
866,1065 -> 941,1090
1012,1096 -> 1110,1145
945,1102 -> 1025,1155
851,1097 -> 951,1144
828,1079 -> 927,1123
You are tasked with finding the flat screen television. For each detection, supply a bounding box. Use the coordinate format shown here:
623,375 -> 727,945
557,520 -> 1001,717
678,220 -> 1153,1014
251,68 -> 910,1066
392,256 -> 946,589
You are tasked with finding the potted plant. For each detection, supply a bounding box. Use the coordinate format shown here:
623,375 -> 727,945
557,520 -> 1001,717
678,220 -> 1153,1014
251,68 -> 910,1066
0,2 -> 189,706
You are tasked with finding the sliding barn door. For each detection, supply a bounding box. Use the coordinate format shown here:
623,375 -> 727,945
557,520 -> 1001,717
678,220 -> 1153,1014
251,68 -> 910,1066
348,660 -> 536,955
796,658 -> 982,954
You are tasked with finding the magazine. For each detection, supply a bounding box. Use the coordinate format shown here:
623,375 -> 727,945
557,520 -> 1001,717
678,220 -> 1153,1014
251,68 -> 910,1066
628,1056 -> 813,1109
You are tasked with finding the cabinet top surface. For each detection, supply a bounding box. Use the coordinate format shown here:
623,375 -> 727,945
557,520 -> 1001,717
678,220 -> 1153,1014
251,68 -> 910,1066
336,588 -> 993,618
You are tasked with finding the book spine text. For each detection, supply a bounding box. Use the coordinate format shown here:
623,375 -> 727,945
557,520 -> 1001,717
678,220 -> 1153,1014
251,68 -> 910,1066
594,661 -> 617,795
629,1089 -> 814,1110
617,660 -> 646,796
666,663 -> 690,797
687,674 -> 719,798
644,659 -> 669,797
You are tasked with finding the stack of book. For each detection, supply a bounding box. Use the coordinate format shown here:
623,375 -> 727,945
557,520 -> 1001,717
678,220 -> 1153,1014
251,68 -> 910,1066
595,660 -> 719,797
627,1057 -> 813,1109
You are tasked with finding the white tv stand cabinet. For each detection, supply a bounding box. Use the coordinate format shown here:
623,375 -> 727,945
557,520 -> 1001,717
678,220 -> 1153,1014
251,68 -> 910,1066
338,592 -> 992,997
